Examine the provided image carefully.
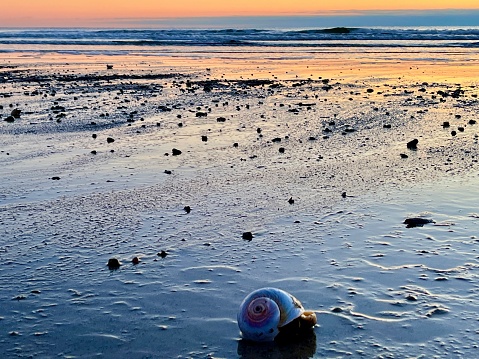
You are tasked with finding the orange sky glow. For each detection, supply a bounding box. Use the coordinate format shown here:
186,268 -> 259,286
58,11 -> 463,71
2,0 -> 479,27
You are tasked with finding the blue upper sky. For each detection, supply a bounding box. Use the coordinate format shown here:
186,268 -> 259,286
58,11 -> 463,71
113,10 -> 479,29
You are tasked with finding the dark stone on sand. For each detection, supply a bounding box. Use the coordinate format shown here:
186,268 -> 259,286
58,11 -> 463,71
458,127 -> 465,132
308,136 -> 317,141
257,128 -> 262,134
242,232 -> 253,241
400,153 -> 408,159
217,117 -> 226,122
451,130 -> 457,136
106,64 -> 113,69
233,142 -> 239,147
469,119 -> 477,125
271,137 -> 282,143
51,176 -> 61,180
404,218 -> 435,228
158,250 -> 168,258
288,197 -> 294,204
201,135 -> 208,142
442,121 -> 450,128
341,192 -> 347,198
367,88 -> 374,93
406,294 -> 417,301
279,147 -> 285,153
184,206 -> 191,213
132,257 -> 140,265
4,116 -> 14,123
91,150 -> 97,155
107,137 -> 115,143
172,148 -> 182,156
455,114 -> 461,119
383,124 -> 391,129
331,307 -> 343,313
164,170 -> 172,174
11,108 -> 21,118
407,139 -> 418,150
196,112 -> 208,117
107,258 -> 121,270
92,134 -> 97,139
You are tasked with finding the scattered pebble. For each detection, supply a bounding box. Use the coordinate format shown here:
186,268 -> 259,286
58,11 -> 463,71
107,258 -> 121,270
242,232 -> 253,241
407,139 -> 418,150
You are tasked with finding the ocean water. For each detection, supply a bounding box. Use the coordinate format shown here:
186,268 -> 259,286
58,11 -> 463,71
1,26 -> 479,56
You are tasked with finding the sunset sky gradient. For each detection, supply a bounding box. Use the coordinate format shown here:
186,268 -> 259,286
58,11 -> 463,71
2,0 -> 479,27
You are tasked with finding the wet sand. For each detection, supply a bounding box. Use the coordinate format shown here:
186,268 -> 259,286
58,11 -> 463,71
1,52 -> 479,358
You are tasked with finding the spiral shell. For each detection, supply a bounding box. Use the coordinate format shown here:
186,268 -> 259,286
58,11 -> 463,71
237,287 -> 307,342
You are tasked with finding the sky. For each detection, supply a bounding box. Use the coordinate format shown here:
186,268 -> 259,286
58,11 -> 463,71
2,0 -> 479,27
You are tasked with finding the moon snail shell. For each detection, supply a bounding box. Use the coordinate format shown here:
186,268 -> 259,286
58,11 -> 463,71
237,287 -> 317,342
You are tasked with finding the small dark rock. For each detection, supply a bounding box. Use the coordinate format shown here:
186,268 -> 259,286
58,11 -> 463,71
216,117 -> 226,122
164,170 -> 172,174
51,176 -> 61,180
468,119 -> 476,125
196,112 -> 208,118
184,206 -> 191,214
132,257 -> 140,265
407,139 -> 418,150
172,148 -> 182,156
4,116 -> 15,123
442,121 -> 450,128
341,192 -> 347,198
257,128 -> 262,134
331,307 -> 343,313
107,137 -> 115,143
271,137 -> 282,143
400,153 -> 409,159
242,232 -> 253,241
106,64 -> 113,69
92,134 -> 97,139
201,135 -> 208,142
278,147 -> 285,153
233,142 -> 239,147
404,218 -> 435,228
458,127 -> 465,132
107,258 -> 121,270
451,130 -> 457,136
91,150 -> 97,155
288,197 -> 294,204
11,108 -> 21,118
158,250 -> 168,258
383,124 -> 392,129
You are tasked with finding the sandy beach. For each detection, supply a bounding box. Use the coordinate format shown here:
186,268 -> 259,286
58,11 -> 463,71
1,49 -> 479,357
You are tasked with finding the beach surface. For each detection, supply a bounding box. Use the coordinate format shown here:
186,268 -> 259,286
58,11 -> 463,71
1,50 -> 479,358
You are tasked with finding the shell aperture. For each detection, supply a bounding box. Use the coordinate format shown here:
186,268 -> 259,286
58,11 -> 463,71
237,287 -> 314,342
